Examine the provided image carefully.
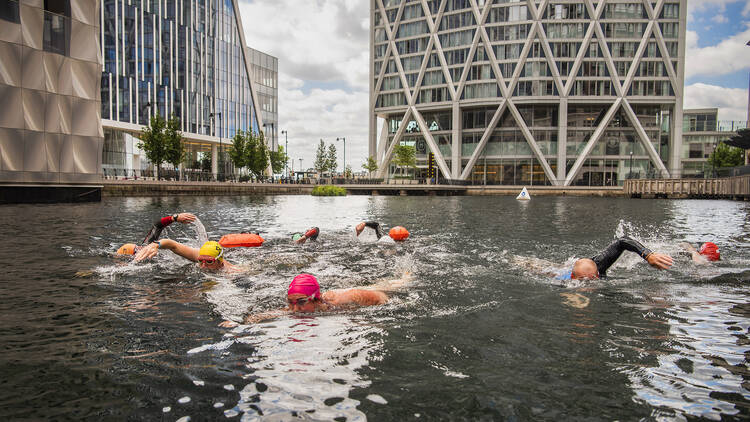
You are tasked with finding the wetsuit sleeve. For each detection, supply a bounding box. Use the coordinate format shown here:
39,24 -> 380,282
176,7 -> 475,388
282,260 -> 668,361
591,236 -> 653,277
142,216 -> 175,244
364,221 -> 384,239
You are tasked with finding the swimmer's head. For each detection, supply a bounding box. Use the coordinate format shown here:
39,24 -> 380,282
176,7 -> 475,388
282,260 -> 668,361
287,273 -> 321,300
699,242 -> 720,261
198,241 -> 224,269
292,233 -> 303,242
571,258 -> 599,280
117,243 -> 138,255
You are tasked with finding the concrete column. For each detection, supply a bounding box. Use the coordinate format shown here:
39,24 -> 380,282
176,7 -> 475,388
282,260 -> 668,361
451,102 -> 461,179
211,144 -> 218,180
557,99 -> 568,184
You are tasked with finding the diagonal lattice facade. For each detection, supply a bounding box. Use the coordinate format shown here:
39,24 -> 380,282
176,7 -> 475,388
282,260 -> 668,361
369,0 -> 686,186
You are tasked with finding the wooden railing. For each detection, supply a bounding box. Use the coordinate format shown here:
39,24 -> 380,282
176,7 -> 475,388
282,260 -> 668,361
624,175 -> 750,199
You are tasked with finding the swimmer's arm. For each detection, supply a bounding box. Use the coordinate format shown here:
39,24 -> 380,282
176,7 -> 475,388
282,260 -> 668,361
134,239 -> 199,262
142,213 -> 196,244
592,237 -> 671,275
222,309 -> 290,326
680,242 -> 709,265
323,289 -> 388,306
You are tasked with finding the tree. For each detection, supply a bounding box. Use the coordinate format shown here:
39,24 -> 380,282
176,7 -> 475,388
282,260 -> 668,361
393,144 -> 416,177
362,156 -> 378,177
269,145 -> 287,175
164,115 -> 185,171
314,139 -> 327,176
138,114 -> 168,180
245,131 -> 269,179
709,142 -> 744,169
228,130 -> 248,172
327,143 -> 338,175
344,165 -> 353,178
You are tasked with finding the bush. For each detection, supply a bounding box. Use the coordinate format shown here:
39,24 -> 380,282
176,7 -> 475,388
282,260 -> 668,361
312,185 -> 347,196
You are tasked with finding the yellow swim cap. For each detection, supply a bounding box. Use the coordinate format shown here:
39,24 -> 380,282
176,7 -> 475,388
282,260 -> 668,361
199,241 -> 224,261
117,243 -> 137,255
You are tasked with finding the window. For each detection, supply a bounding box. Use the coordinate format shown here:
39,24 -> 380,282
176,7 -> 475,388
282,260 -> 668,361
0,0 -> 20,23
43,0 -> 70,56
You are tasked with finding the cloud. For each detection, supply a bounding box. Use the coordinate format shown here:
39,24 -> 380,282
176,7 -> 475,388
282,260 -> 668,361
684,83 -> 749,121
710,14 -> 728,23
685,25 -> 750,79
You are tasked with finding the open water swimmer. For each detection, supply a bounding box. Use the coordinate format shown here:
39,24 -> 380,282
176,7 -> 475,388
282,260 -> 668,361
291,227 -> 320,244
558,236 -> 673,280
116,212 -> 197,255
134,239 -> 237,271
680,241 -> 721,265
355,221 -> 409,241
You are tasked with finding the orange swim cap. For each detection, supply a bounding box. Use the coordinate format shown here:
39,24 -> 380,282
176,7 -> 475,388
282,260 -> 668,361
699,242 -> 720,261
117,243 -> 137,255
389,226 -> 410,241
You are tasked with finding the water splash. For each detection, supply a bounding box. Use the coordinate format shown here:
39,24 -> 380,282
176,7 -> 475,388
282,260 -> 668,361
192,218 -> 208,245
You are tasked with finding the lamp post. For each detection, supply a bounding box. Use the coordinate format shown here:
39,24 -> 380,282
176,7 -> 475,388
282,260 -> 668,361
209,112 -> 222,180
629,151 -> 633,179
281,130 -> 288,178
336,137 -> 346,178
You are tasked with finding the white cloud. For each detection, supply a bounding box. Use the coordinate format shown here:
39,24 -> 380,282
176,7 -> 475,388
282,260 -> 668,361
685,25 -> 750,79
238,0 -> 372,170
684,83 -> 749,121
710,14 -> 728,23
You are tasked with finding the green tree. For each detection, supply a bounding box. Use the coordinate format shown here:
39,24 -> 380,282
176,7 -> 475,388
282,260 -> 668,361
709,142 -> 744,169
393,144 -> 416,177
164,115 -> 185,171
327,143 -> 338,175
344,165 -> 353,178
138,114 -> 168,179
245,131 -> 270,179
362,156 -> 378,177
269,145 -> 287,175
228,130 -> 248,173
314,139 -> 327,176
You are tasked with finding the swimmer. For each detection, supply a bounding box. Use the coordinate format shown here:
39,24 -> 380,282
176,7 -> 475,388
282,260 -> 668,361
292,227 -> 320,244
559,236 -> 673,280
355,221 -> 386,239
680,241 -> 720,265
134,239 -> 236,271
220,272 -> 411,327
116,213 -> 197,255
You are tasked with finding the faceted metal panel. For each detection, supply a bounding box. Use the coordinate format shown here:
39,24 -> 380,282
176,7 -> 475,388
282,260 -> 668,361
70,21 -> 100,64
24,170 -> 60,183
0,84 -> 24,129
20,0 -> 43,7
71,60 -> 99,100
20,4 -> 43,50
71,98 -> 99,137
0,170 -> 24,182
59,135 -> 75,173
58,95 -> 72,135
23,129 -> 46,171
0,20 -> 22,45
21,46 -> 44,90
71,0 -> 99,27
45,93 -> 61,133
72,135 -> 99,174
43,53 -> 64,93
45,133 -> 62,173
0,127 -> 24,171
22,88 -> 45,132
57,58 -> 72,96
0,42 -> 22,87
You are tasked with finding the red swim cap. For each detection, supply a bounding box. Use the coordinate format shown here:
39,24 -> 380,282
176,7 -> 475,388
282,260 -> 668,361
287,274 -> 321,299
699,242 -> 720,261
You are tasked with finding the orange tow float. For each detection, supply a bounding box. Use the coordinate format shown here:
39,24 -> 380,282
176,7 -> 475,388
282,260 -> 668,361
219,233 -> 265,248
388,226 -> 410,241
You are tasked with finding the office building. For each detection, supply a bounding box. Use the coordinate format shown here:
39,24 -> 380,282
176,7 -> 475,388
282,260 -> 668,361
247,47 -> 278,152
370,0 -> 687,185
681,108 -> 747,177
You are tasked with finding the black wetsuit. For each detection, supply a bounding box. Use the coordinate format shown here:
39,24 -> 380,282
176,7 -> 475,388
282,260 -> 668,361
591,236 -> 653,277
142,215 -> 177,244
364,221 -> 385,239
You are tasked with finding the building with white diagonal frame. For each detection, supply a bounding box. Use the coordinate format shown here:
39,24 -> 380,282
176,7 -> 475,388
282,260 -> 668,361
369,0 -> 687,186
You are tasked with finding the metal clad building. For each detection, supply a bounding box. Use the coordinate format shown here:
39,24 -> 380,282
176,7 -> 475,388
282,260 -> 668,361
369,0 -> 687,186
247,47 -> 279,152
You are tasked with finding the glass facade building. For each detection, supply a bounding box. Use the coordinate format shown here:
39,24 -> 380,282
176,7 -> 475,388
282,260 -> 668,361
248,47 -> 278,152
681,108 -> 748,177
100,0 -> 265,177
369,0 -> 687,185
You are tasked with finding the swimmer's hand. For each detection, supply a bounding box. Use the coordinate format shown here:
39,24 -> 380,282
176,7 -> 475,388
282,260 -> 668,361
355,222 -> 365,236
177,213 -> 197,224
134,242 -> 159,262
646,253 -> 673,270
219,320 -> 239,328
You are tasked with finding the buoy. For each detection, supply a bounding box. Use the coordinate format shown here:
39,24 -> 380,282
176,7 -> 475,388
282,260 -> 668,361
516,187 -> 531,200
219,233 -> 264,248
388,226 -> 410,241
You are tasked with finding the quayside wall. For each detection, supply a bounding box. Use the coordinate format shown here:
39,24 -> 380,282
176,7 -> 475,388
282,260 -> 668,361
624,176 -> 750,200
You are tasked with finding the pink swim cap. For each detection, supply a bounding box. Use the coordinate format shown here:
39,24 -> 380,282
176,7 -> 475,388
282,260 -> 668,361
287,274 -> 321,299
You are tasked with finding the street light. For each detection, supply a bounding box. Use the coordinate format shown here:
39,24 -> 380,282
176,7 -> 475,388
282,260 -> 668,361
336,137 -> 346,178
209,112 -> 222,179
629,151 -> 633,179
281,130 -> 288,178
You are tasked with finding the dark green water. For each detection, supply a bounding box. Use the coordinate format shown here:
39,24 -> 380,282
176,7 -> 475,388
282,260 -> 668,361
1,196 -> 749,421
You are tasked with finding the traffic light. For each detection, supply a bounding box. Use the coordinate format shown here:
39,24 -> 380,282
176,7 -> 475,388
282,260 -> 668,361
428,152 -> 435,178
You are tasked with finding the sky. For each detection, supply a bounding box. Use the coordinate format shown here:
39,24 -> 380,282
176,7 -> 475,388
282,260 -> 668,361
238,0 -> 750,172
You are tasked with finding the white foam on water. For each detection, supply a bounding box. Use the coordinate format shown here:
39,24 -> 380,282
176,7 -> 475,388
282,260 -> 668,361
366,394 -> 388,404
187,339 -> 235,355
213,402 -> 224,408
192,218 -> 208,245
223,384 -> 235,391
162,407 -> 171,413
178,396 -> 191,404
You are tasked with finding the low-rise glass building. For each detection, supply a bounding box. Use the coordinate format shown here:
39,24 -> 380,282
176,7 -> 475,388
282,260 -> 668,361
681,108 -> 747,177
